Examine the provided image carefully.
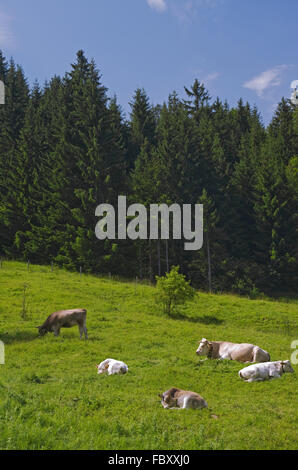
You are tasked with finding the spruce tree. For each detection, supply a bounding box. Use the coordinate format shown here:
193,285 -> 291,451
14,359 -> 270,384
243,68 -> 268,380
0,57 -> 29,255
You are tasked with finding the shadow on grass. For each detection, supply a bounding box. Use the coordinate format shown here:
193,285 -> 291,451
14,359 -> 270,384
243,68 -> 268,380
168,312 -> 224,325
0,330 -> 100,344
0,330 -> 39,344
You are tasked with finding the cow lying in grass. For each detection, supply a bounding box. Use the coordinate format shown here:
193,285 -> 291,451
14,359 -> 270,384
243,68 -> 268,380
96,358 -> 128,375
159,387 -> 207,409
239,360 -> 294,382
196,337 -> 270,363
37,308 -> 88,339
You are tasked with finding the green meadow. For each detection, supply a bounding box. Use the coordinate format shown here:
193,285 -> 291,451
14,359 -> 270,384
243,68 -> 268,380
0,261 -> 297,450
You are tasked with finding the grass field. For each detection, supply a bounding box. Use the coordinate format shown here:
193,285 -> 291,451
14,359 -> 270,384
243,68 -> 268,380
0,261 -> 297,450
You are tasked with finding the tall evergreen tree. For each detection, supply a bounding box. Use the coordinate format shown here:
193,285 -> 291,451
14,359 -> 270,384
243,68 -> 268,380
128,88 -> 156,169
46,51 -> 128,273
253,99 -> 297,292
184,79 -> 211,122
0,56 -> 29,255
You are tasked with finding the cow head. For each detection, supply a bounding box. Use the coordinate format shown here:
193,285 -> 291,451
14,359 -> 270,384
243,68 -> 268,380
281,360 -> 294,373
37,326 -> 48,336
196,338 -> 211,356
159,388 -> 179,409
96,360 -> 110,374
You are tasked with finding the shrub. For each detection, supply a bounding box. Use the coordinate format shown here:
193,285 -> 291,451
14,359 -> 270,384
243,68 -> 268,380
155,266 -> 195,316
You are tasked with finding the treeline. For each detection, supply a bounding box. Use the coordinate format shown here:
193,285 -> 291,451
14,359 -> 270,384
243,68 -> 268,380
0,50 -> 297,296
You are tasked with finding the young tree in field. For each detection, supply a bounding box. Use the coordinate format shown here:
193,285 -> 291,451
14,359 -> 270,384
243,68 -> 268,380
155,266 -> 195,316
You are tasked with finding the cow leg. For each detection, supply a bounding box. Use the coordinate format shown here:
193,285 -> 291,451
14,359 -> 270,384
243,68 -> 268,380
83,320 -> 88,339
78,319 -> 88,340
246,377 -> 264,382
269,372 -> 281,379
53,328 -> 60,337
78,324 -> 84,339
182,397 -> 189,409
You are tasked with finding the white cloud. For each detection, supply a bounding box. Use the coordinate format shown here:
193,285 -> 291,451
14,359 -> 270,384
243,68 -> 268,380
147,0 -> 167,12
243,65 -> 289,97
172,1 -> 195,23
147,0 -> 223,21
170,0 -> 223,25
0,11 -> 14,48
202,72 -> 219,85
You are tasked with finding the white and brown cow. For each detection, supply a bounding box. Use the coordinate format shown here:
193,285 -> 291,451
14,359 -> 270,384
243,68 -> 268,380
239,360 -> 294,382
159,387 -> 208,410
96,358 -> 128,375
37,308 -> 88,339
196,337 -> 270,363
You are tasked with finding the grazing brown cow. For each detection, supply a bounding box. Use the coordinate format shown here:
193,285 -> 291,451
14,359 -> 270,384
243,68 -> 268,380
196,337 -> 270,363
37,309 -> 88,339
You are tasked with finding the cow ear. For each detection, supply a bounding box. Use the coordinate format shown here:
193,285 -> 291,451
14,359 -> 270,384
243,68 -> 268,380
158,394 -> 163,398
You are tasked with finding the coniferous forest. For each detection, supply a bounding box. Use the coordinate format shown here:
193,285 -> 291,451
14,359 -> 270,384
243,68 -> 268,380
0,49 -> 297,297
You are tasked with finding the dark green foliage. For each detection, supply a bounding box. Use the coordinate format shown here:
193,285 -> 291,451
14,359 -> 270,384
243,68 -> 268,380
0,58 -> 29,254
0,49 -> 296,296
128,88 -> 156,169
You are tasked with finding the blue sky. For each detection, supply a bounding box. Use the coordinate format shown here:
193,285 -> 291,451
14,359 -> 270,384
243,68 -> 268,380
0,0 -> 297,125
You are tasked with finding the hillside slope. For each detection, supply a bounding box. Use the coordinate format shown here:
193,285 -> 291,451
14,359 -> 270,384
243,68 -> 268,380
0,261 -> 297,450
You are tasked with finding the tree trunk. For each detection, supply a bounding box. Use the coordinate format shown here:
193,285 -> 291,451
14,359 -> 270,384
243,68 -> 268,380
149,239 -> 152,283
206,231 -> 212,293
157,239 -> 161,276
165,239 -> 169,273
139,242 -> 142,280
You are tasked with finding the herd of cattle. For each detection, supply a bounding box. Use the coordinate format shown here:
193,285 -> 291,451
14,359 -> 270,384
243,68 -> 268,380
37,308 -> 294,410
